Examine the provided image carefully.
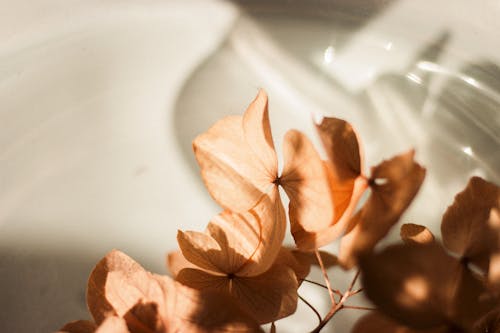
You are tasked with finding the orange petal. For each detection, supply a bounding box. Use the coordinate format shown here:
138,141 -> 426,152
339,149 -> 426,268
58,320 -> 97,333
291,175 -> 367,250
315,117 -> 365,240
280,130 -> 335,244
193,93 -> 279,213
177,188 -> 286,277
274,247 -> 314,282
286,249 -> 338,271
475,308 -> 500,333
95,317 -> 130,333
86,250 -> 166,324
441,176 -> 500,272
232,264 -> 298,324
315,117 -> 363,181
177,230 -> 226,274
167,276 -> 264,333
232,187 -> 286,277
123,301 -> 165,333
400,223 -> 435,245
488,209 -> 500,289
177,264 -> 298,325
242,89 -> 278,180
166,251 -> 197,278
360,243 -> 495,330
352,312 -> 449,333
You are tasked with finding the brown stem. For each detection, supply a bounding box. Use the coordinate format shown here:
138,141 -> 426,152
309,269 -> 363,332
349,288 -> 363,296
300,279 -> 342,296
347,270 -> 360,292
309,294 -> 347,333
315,250 -> 337,305
299,294 -> 322,324
343,305 -> 376,311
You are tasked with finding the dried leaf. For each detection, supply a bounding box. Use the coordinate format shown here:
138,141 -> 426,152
339,150 -> 425,268
352,312 -> 449,333
281,129 -> 335,238
360,243 -> 495,330
176,262 -> 298,324
441,176 -> 500,272
58,320 -> 97,333
401,223 -> 435,245
87,250 -> 166,324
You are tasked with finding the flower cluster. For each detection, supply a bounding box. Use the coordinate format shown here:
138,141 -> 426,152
58,90 -> 500,333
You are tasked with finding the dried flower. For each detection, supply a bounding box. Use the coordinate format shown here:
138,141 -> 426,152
169,193 -> 310,324
192,89 -> 335,253
58,250 -> 263,333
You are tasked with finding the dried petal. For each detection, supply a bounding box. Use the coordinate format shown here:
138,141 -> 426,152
487,209 -> 500,288
273,248 -> 313,282
177,263 -> 298,325
95,317 -> 130,333
87,250 -> 166,324
313,117 -> 366,247
291,175 -> 367,250
193,91 -> 279,213
178,188 -> 285,277
401,223 -> 435,245
360,243 -> 495,330
166,250 -> 197,278
166,278 -> 263,333
281,129 -> 335,239
242,89 -> 278,179
58,320 -> 97,333
441,176 -> 500,272
124,301 -> 165,333
315,117 -> 363,182
352,312 -> 449,333
475,308 -> 500,333
339,150 -> 425,268
177,230 -> 226,274
211,187 -> 286,277
287,249 -> 338,270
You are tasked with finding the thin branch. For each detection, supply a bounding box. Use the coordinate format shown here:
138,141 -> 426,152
299,294 -> 322,324
309,297 -> 345,333
300,279 -> 342,296
347,270 -> 360,293
343,305 -> 376,311
309,270 -> 365,332
348,288 -> 363,297
315,250 -> 336,305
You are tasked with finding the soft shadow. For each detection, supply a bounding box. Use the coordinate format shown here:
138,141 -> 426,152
0,247 -> 157,333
